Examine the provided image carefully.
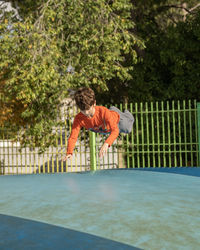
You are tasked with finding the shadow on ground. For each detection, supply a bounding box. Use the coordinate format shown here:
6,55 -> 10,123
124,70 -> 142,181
0,214 -> 141,250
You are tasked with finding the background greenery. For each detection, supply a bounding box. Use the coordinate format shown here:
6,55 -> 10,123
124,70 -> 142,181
95,0 -> 200,104
0,0 -> 199,149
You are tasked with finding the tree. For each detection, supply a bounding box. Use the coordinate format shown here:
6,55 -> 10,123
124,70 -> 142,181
0,0 -> 143,150
129,2 -> 200,102
95,0 -> 200,104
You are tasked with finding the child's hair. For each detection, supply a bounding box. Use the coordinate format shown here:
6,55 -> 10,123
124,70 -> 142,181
74,87 -> 95,110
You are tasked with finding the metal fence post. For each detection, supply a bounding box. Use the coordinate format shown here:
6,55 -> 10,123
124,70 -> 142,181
0,159 -> 5,175
197,103 -> 200,167
89,131 -> 96,171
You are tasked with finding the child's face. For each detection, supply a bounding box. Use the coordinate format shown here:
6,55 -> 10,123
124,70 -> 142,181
80,104 -> 96,118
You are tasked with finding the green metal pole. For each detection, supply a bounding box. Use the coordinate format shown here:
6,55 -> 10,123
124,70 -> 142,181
178,100 -> 182,167
189,100 -> 194,166
156,102 -> 160,168
183,100 -> 187,166
197,103 -> 200,167
145,102 -> 150,168
167,101 -> 172,168
89,131 -> 96,171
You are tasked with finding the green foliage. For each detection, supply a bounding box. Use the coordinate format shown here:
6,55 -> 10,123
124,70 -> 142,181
130,9 -> 200,102
96,1 -> 200,104
132,0 -> 200,102
0,0 -> 142,150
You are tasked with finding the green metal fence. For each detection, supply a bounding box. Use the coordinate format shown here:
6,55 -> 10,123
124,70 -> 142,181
92,100 -> 200,170
0,100 -> 199,175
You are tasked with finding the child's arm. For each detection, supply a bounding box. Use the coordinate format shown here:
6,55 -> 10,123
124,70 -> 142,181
104,110 -> 119,146
63,117 -> 82,160
99,109 -> 119,157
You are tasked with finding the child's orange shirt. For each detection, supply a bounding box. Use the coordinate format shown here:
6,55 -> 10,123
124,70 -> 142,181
67,106 -> 120,155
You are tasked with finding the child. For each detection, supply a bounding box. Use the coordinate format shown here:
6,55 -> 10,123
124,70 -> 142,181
63,87 -> 134,160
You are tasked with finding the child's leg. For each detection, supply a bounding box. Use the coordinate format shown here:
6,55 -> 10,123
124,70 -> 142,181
109,106 -> 134,134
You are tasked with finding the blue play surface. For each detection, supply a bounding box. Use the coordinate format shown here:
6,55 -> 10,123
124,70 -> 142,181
0,168 -> 200,249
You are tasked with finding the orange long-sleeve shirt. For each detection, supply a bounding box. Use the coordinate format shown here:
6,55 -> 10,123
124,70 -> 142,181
67,106 -> 120,155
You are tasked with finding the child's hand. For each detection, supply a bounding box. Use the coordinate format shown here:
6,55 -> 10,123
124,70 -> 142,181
99,143 -> 109,158
62,154 -> 72,161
